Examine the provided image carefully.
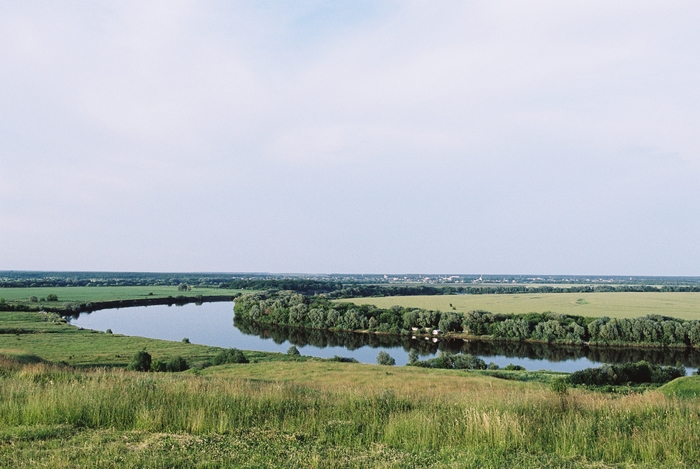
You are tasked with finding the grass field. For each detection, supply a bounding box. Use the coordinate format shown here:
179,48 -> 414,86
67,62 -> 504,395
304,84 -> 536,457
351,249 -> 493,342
341,292 -> 700,320
0,357 -> 698,467
0,285 -> 233,308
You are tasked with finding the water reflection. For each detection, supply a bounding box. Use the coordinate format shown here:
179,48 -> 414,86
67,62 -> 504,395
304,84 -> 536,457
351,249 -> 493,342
67,301 -> 699,372
235,318 -> 700,368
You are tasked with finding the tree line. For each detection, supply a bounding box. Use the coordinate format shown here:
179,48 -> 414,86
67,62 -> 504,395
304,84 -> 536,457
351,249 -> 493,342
234,291 -> 700,348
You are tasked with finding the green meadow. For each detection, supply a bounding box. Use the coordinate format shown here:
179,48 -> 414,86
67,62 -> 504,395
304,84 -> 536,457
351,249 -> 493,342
0,285 -> 230,308
341,292 -> 700,320
0,355 -> 698,467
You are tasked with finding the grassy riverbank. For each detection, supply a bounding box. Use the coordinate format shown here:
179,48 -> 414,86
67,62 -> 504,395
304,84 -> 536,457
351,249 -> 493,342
341,292 -> 700,320
0,306 -> 216,367
0,357 -> 699,468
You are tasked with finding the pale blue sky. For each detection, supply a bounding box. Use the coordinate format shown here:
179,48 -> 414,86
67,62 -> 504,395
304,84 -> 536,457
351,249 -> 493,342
1,1 -> 699,275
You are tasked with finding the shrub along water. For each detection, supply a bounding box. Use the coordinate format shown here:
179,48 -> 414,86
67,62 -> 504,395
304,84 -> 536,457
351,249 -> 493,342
234,290 -> 700,348
409,351 -> 490,370
567,361 -> 686,387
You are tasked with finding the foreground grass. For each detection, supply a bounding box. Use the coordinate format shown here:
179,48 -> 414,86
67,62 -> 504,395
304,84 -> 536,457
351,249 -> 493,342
0,358 -> 699,468
342,292 -> 700,320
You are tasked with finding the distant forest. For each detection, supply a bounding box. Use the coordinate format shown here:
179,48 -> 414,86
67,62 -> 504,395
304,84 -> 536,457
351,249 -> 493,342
2,272 -> 700,295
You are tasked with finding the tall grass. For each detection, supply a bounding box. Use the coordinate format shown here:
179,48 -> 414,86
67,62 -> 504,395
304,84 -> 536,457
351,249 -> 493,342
0,362 -> 699,466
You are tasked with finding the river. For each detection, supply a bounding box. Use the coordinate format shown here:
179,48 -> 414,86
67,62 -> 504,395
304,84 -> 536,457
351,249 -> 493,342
68,301 -> 700,372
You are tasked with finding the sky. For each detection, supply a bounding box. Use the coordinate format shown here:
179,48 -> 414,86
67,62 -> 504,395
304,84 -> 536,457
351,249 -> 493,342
1,1 -> 700,276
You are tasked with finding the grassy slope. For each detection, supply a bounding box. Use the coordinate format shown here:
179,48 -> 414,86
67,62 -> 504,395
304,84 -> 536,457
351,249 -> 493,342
658,376 -> 700,399
341,292 -> 700,320
0,358 -> 698,468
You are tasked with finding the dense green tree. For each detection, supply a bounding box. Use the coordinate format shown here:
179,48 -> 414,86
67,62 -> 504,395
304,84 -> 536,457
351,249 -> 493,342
376,351 -> 395,366
127,351 -> 152,372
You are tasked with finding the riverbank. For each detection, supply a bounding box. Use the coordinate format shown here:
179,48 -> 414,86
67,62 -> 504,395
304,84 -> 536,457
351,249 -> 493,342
0,355 -> 699,468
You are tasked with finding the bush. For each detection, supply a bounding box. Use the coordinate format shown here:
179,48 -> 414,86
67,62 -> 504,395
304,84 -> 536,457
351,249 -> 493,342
567,361 -> 685,387
190,360 -> 212,370
166,356 -> 189,372
212,348 -> 248,365
127,351 -> 152,372
453,353 -> 487,370
29,296 -> 38,303
551,378 -> 569,395
329,355 -> 358,363
377,351 -> 395,366
182,337 -> 190,344
287,346 -> 301,356
151,359 -> 167,372
0,298 -> 5,305
105,329 -> 112,334
504,364 -> 526,371
46,294 -> 58,302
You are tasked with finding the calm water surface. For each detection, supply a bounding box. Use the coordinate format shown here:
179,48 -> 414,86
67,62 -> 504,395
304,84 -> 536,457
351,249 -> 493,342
69,302 -> 700,372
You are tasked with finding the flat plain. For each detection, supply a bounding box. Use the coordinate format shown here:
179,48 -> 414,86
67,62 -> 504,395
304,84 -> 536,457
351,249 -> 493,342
0,285 -> 228,307
341,292 -> 700,320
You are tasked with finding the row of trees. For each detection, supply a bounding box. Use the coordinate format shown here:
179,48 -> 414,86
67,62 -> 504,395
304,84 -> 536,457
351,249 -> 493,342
234,291 -> 700,348
227,281 -> 700,299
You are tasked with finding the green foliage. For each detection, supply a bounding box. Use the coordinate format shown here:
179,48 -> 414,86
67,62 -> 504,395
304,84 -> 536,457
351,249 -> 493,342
29,296 -> 38,303
182,337 -> 190,344
150,359 -> 167,372
126,351 -> 152,372
438,312 -> 462,332
550,378 -> 569,395
212,348 -> 248,365
165,356 -> 189,372
46,294 -> 58,302
376,351 -> 395,366
287,345 -> 301,356
567,361 -> 685,387
409,352 -> 487,370
328,355 -> 358,363
105,329 -> 112,334
235,291 -> 700,349
504,364 -> 526,371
